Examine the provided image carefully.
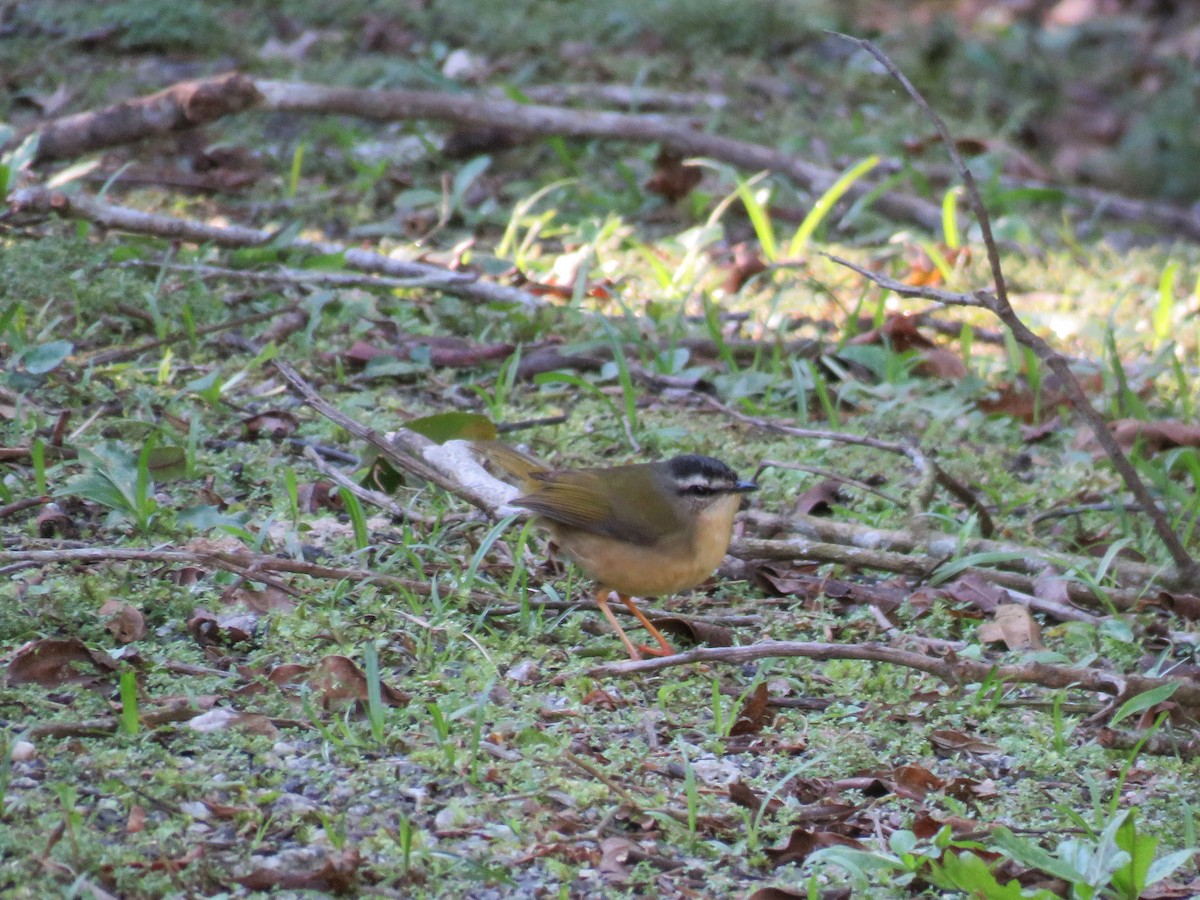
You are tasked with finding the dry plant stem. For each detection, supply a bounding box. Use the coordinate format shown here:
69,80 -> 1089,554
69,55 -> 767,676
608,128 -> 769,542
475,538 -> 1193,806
272,359 -> 500,516
757,459 -> 904,508
5,187 -> 541,309
122,260 -> 452,294
741,510 -> 1168,604
706,395 -> 995,536
729,534 -> 1153,610
21,73 -> 263,163
301,446 -> 435,525
840,35 -> 1197,583
84,305 -> 297,365
590,639 -> 1200,707
514,83 -> 729,112
253,80 -> 941,232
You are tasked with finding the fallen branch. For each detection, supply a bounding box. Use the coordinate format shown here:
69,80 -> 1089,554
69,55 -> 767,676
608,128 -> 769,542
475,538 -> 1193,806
4,187 -> 542,309
255,79 -> 940,231
589,639 -> 1200,709
742,509 -> 1172,596
706,395 -> 995,537
272,359 -> 505,517
831,35 -> 1197,585
25,72 -> 263,164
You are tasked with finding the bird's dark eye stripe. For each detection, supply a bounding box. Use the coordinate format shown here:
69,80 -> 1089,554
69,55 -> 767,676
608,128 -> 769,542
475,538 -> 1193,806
680,484 -> 716,496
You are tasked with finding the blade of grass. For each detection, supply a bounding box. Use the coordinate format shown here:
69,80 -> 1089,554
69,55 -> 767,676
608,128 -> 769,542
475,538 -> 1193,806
788,154 -> 879,256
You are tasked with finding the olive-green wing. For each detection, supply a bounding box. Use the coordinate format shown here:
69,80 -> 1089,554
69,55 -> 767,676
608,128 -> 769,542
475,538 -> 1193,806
513,468 -> 677,546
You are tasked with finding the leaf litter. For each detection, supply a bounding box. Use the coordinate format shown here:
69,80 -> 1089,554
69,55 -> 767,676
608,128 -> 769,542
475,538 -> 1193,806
3,2 -> 1200,897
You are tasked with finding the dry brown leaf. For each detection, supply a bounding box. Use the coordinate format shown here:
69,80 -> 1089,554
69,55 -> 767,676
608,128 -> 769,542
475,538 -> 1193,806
126,805 -> 147,834
187,708 -> 281,738
598,836 -> 636,884
306,654 -> 410,709
235,849 -> 361,893
729,779 -> 784,816
187,607 -> 255,647
722,242 -> 768,294
792,479 -> 843,516
943,574 -> 1008,614
929,729 -> 1003,755
730,682 -> 772,736
98,600 -> 147,643
1155,591 -> 1200,621
240,410 -> 299,441
6,637 -> 119,688
1074,419 -> 1200,456
892,764 -> 944,800
978,603 -> 1045,650
849,314 -> 967,378
644,148 -> 701,202
765,828 -> 865,868
36,503 -> 78,539
651,616 -> 734,648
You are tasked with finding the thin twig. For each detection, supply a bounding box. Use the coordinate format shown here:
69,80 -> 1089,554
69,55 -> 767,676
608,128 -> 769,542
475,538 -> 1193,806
589,639 -> 1200,709
301,446 -> 436,525
272,359 -> 501,516
833,34 -> 1196,583
5,187 -> 542,309
705,395 -> 995,536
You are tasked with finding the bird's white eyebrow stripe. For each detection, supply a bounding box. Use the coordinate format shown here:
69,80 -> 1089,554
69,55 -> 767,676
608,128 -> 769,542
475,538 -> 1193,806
675,475 -> 729,490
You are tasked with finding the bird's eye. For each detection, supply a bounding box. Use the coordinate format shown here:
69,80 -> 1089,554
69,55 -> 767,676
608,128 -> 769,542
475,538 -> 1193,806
680,484 -> 715,496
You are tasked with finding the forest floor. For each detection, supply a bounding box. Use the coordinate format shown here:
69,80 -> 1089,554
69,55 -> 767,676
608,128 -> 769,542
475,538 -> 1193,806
2,0 -> 1200,896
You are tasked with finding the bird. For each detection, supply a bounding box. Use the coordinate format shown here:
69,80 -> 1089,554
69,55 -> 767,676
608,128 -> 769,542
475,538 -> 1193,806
476,442 -> 757,659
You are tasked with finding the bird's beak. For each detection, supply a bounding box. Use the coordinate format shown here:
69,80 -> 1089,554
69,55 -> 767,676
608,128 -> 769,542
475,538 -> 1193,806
733,480 -> 758,493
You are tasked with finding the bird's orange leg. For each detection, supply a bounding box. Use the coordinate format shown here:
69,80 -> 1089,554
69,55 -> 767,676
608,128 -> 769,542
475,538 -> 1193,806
618,593 -> 676,657
594,589 -> 644,660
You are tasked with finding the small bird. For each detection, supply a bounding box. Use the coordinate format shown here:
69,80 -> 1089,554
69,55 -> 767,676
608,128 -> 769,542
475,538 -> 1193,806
477,443 -> 757,659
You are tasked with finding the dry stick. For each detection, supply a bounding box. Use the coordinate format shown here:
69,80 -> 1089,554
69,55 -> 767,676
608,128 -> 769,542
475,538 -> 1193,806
589,639 -> 1200,708
740,508 -> 1171,603
705,395 -> 996,537
837,35 -> 1197,584
24,72 -> 263,164
83,305 -> 298,366
120,260 -> 453,295
0,545 -> 489,605
733,533 -> 1144,610
254,79 -> 942,232
4,187 -> 542,310
271,359 -> 500,516
301,445 -> 436,526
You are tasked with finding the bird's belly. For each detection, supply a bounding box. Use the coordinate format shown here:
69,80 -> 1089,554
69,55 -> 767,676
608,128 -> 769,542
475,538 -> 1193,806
548,497 -> 739,597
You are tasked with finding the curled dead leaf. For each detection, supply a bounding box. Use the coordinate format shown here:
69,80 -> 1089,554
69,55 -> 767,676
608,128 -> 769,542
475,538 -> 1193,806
978,603 -> 1044,651
240,410 -> 299,441
644,148 -> 702,202
1074,418 -> 1200,457
235,849 -> 361,894
929,728 -> 1003,756
765,828 -> 865,868
6,637 -> 119,688
306,654 -> 410,709
730,682 -> 772,736
98,600 -> 147,643
187,708 -> 281,738
650,616 -> 734,648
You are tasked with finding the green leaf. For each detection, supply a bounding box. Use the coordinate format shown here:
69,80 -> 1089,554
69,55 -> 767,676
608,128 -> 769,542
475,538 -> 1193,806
991,827 -> 1085,884
1145,848 -> 1198,886
144,446 -> 188,480
1111,811 -> 1155,897
177,506 -> 250,531
22,340 -> 74,375
1109,682 -> 1180,727
931,850 -> 1032,899
406,412 -> 498,444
